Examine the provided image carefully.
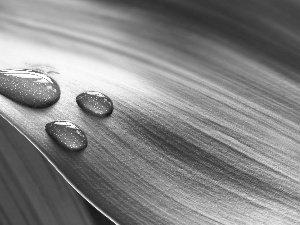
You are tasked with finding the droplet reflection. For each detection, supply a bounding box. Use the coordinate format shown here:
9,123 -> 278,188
76,91 -> 113,117
45,120 -> 88,151
0,69 -> 60,108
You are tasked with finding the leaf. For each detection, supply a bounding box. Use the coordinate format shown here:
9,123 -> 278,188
1,0 -> 300,224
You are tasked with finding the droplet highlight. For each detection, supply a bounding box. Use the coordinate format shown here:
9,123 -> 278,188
45,121 -> 88,151
76,91 -> 113,117
25,63 -> 60,75
0,69 -> 60,108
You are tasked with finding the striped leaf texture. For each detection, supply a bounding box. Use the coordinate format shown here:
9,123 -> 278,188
1,0 -> 300,224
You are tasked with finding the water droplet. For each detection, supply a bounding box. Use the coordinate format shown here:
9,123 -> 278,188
0,69 -> 60,108
76,91 -> 113,117
25,63 -> 60,75
45,121 -> 87,151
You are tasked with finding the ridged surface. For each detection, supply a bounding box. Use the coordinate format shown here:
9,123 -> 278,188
0,0 -> 300,224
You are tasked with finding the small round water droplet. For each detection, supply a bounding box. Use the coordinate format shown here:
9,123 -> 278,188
76,91 -> 113,117
45,121 -> 88,151
0,69 -> 60,108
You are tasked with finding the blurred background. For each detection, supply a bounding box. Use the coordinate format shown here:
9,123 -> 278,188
0,115 -> 115,225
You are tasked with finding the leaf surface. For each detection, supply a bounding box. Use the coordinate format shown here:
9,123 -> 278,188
1,0 -> 300,224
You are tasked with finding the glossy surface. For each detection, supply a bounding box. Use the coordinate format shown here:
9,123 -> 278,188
45,121 -> 88,151
76,91 -> 113,117
0,69 -> 60,108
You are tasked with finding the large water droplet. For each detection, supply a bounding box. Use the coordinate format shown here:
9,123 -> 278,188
76,91 -> 113,117
0,69 -> 60,108
45,121 -> 88,151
